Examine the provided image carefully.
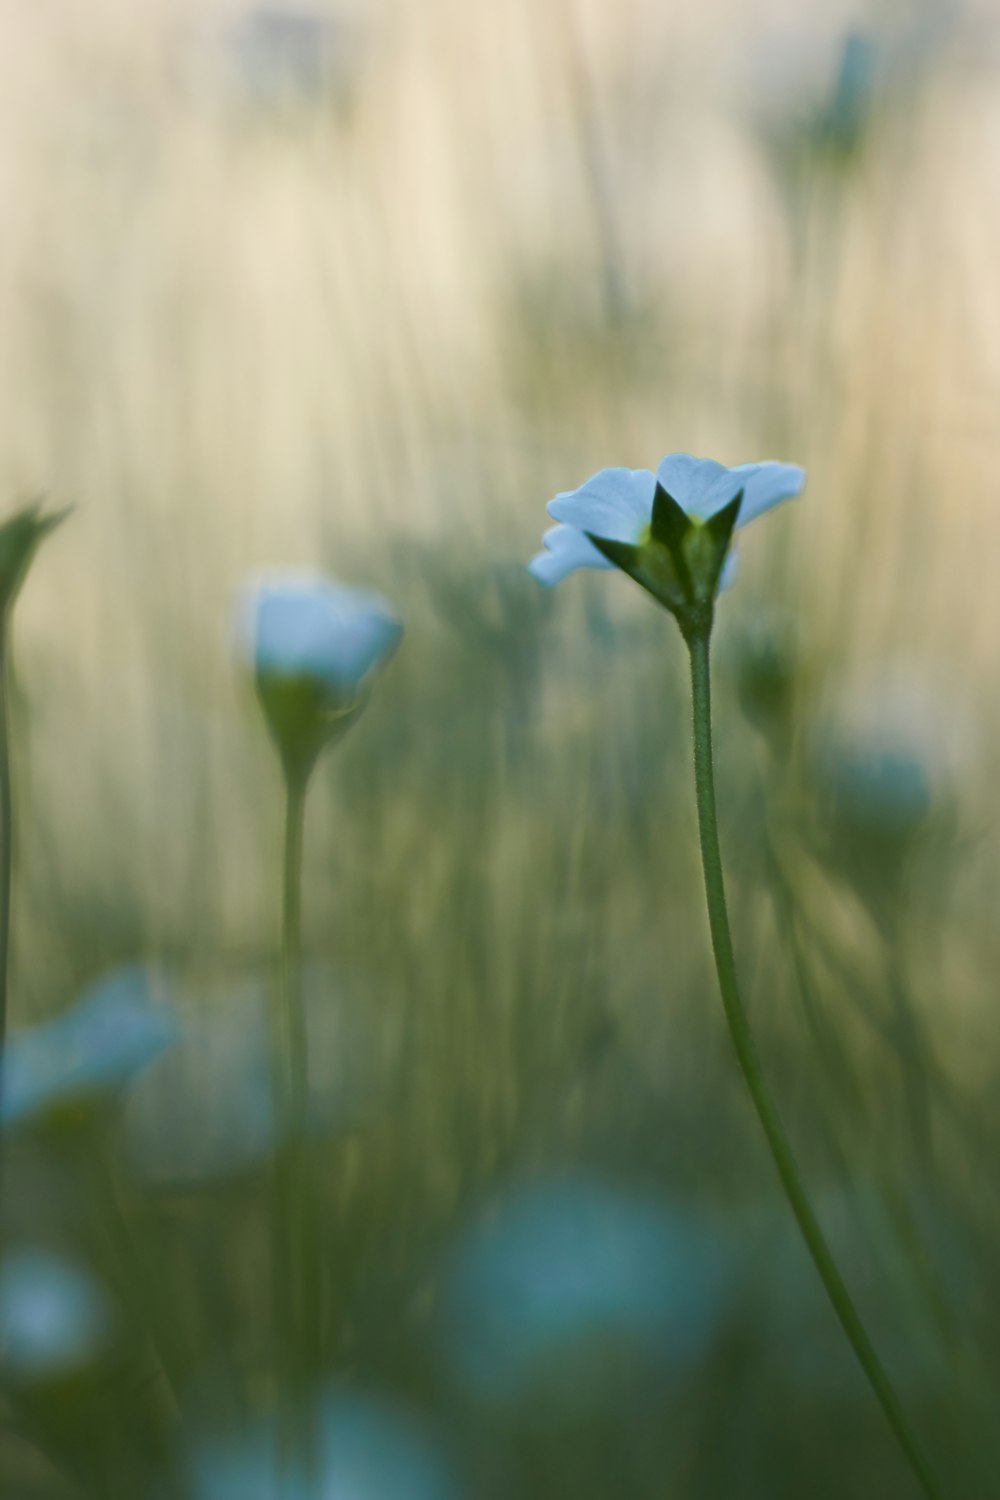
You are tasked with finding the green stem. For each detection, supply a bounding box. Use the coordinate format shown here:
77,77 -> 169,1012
281,771 -> 308,1165
686,628 -> 943,1500
0,622 -> 13,1201
269,768 -> 318,1468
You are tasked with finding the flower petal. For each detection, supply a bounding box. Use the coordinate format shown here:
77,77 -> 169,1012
0,1251 -> 114,1381
245,573 -> 402,696
655,455 -> 742,520
435,1174 -> 732,1410
655,455 -> 805,526
546,467 -> 655,543
528,525 -> 614,587
727,462 -> 806,526
2,968 -> 179,1128
717,548 -> 739,593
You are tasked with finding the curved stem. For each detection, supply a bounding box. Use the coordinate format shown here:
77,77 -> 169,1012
686,629 -> 943,1500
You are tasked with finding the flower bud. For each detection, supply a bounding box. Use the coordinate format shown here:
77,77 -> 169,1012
237,572 -> 402,781
0,1250 -> 114,1384
0,504 -> 69,622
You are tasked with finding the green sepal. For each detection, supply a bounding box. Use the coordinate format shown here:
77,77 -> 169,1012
585,534 -> 642,576
255,673 -> 362,787
586,532 -> 689,617
650,482 -> 691,551
684,489 -> 744,605
0,504 -> 70,620
584,488 -> 744,640
649,483 -> 695,599
705,488 -> 743,553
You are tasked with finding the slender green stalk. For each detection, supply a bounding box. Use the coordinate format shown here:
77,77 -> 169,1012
268,767 -> 318,1468
281,770 -> 308,1174
686,627 -> 943,1500
0,507 -> 68,1224
0,622 -> 13,1161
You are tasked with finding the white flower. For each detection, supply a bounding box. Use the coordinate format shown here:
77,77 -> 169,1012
186,1390 -> 458,1500
241,572 -> 402,706
1,966 -> 178,1129
435,1174 -> 731,1416
236,571 -> 402,775
0,1249 -> 114,1382
529,454 -> 805,590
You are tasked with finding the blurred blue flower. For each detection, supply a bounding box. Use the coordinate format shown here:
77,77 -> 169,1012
0,1248 -> 114,1382
241,573 -> 402,708
237,571 -> 402,776
810,668 -> 965,878
220,5 -> 365,116
182,1389 -> 459,1500
1,966 -> 179,1129
529,453 -> 804,590
434,1174 -> 731,1419
821,743 -> 932,845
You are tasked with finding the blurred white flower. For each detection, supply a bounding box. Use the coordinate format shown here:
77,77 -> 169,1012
227,7 -> 356,106
1,966 -> 179,1129
0,1248 -> 115,1383
235,570 -> 401,774
236,571 -> 402,777
810,665 -> 971,868
434,1174 -> 731,1419
180,1389 -> 459,1500
241,573 -> 402,705
180,3 -> 371,120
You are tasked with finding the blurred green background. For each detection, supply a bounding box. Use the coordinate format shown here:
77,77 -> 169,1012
1,0 -> 999,1495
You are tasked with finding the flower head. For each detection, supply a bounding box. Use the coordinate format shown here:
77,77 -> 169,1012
434,1174 -> 730,1418
809,667 -> 963,893
529,453 -> 804,635
185,1389 -> 458,1500
220,4 -> 365,118
237,571 -> 402,780
0,1249 -> 115,1384
1,966 -> 179,1130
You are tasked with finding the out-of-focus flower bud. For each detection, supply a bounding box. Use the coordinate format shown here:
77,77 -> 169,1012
178,1389 -> 458,1500
0,1248 -> 115,1384
0,503 -> 68,622
434,1173 -> 731,1422
236,572 -> 402,783
2,966 -> 179,1130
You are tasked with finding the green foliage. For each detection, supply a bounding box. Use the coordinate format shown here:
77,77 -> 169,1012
0,506 -> 68,622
